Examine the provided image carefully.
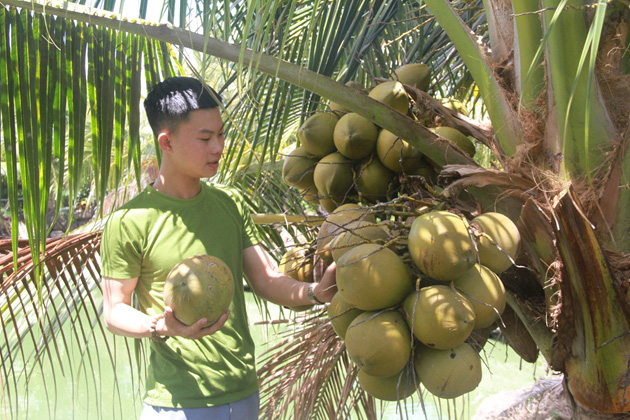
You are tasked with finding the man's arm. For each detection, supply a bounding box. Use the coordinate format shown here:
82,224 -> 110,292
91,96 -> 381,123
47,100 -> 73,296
242,244 -> 337,306
101,276 -> 229,340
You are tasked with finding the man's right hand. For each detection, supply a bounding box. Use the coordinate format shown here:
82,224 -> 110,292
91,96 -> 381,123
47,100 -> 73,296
156,307 -> 230,339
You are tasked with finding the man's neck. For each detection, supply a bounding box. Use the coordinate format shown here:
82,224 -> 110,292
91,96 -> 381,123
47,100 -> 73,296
152,172 -> 202,199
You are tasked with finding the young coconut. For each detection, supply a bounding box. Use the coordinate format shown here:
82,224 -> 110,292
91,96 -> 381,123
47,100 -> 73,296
279,246 -> 315,312
407,158 -> 439,185
327,292 -> 363,339
355,156 -> 395,203
319,197 -> 339,213
313,152 -> 355,208
298,112 -> 339,157
345,310 -> 412,377
337,243 -> 413,311
454,264 -> 506,329
329,221 -> 390,263
368,81 -> 409,114
408,211 -> 477,282
279,246 -> 314,283
163,255 -> 235,327
402,285 -> 476,349
357,368 -> 418,401
333,113 -> 379,160
281,146 -> 318,189
430,126 -> 476,158
316,203 -> 375,265
375,129 -> 422,173
299,186 -> 320,206
414,342 -> 482,399
471,212 -> 521,274
439,97 -> 470,116
391,63 -> 431,91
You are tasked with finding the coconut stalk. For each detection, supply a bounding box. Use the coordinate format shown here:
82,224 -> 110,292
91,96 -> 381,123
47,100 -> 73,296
551,187 -> 630,414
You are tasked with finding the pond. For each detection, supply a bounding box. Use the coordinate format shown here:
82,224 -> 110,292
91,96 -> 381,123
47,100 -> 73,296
7,291 -> 550,420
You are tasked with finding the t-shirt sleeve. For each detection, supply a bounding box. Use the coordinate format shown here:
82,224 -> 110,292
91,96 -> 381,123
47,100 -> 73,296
100,209 -> 143,279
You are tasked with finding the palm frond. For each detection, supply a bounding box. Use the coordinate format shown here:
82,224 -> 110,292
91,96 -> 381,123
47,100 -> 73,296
0,232 -> 145,419
257,313 -> 377,420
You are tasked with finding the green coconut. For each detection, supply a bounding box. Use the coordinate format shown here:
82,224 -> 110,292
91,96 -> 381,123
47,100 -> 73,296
279,246 -> 314,283
408,211 -> 477,282
407,158 -> 439,185
345,310 -> 412,377
163,255 -> 235,327
313,152 -> 355,206
357,368 -> 418,401
337,243 -> 413,311
327,292 -> 363,339
318,197 -> 339,213
281,146 -> 318,189
333,113 -> 379,160
439,97 -> 470,116
431,126 -> 476,158
297,112 -> 339,157
279,246 -> 316,312
299,186 -> 320,206
392,63 -> 431,91
356,157 -> 395,203
454,264 -> 506,329
471,212 -> 521,274
402,285 -> 476,349
368,81 -> 409,114
316,203 -> 375,265
414,343 -> 482,399
376,129 -> 423,173
330,81 -> 367,113
330,221 -> 390,263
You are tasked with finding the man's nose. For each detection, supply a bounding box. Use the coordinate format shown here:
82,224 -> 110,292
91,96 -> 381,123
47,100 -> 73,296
209,139 -> 224,154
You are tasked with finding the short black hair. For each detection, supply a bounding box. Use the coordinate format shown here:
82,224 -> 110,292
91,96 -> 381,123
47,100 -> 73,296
144,77 -> 222,136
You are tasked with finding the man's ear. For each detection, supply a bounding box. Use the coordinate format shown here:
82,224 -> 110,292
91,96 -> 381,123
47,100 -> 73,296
157,131 -> 172,152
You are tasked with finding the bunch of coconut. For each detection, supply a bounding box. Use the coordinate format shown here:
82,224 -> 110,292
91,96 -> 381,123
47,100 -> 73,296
325,209 -> 521,402
280,63 -> 514,402
282,63 -> 480,214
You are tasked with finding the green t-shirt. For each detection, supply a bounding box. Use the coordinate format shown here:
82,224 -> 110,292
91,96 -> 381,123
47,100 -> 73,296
100,182 -> 262,408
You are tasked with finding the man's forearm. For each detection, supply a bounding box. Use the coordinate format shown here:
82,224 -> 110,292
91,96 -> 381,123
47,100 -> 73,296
103,302 -> 156,339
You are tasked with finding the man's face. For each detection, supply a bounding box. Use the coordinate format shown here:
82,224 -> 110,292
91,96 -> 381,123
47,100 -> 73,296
165,108 -> 225,179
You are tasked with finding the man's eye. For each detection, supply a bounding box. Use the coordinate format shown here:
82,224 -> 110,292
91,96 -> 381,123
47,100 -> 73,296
199,138 -> 211,141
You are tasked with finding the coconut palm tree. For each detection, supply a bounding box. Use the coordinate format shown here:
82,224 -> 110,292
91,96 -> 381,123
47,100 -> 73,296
0,0 -> 628,419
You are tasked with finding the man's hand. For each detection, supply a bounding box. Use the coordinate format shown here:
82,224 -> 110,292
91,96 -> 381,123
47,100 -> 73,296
312,262 -> 337,303
155,307 -> 230,340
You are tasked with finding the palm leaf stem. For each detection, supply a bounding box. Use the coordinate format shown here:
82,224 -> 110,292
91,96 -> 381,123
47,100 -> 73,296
511,0 -> 545,110
542,0 -> 614,177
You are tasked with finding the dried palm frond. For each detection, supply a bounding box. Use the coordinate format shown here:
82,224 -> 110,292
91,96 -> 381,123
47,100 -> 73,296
257,311 -> 377,420
0,232 -> 145,418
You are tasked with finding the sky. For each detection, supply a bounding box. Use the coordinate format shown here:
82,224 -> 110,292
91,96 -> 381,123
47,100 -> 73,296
119,0 -> 164,23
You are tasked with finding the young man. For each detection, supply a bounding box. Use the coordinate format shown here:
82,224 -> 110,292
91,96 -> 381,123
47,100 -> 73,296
100,77 -> 337,419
